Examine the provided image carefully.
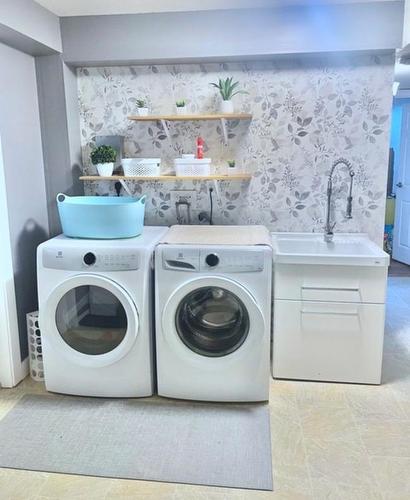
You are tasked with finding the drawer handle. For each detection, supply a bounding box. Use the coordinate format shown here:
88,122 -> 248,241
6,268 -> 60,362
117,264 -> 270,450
301,286 -> 362,302
300,308 -> 362,332
301,309 -> 359,317
301,286 -> 360,292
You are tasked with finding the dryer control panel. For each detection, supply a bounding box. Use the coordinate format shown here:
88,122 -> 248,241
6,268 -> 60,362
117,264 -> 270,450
42,247 -> 140,271
162,247 -> 266,273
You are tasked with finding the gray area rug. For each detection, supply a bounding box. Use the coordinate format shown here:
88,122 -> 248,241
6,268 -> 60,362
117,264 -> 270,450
0,394 -> 273,491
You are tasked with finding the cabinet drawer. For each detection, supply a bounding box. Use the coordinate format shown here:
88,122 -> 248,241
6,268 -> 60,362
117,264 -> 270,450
272,299 -> 385,384
274,264 -> 387,304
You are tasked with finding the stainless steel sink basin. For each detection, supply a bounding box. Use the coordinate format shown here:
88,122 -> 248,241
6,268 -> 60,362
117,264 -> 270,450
271,233 -> 390,266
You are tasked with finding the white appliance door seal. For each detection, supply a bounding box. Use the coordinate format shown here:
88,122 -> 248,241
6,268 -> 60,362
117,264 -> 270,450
41,274 -> 139,368
162,276 -> 265,361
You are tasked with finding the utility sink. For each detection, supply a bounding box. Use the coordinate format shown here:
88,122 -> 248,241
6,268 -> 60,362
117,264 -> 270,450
271,233 -> 390,266
271,232 -> 389,385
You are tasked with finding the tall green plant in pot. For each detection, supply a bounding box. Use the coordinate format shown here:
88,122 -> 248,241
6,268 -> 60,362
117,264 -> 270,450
210,77 -> 248,113
90,145 -> 117,176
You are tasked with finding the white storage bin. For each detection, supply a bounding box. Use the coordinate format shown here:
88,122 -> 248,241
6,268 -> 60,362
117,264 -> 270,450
27,311 -> 44,382
122,158 -> 161,176
174,158 -> 211,177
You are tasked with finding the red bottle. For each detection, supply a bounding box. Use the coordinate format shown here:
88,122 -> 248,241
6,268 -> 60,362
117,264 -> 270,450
196,137 -> 204,159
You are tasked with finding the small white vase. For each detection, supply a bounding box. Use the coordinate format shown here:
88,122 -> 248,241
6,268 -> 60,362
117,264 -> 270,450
220,100 -> 234,114
137,107 -> 148,116
176,107 -> 187,115
96,162 -> 114,176
227,167 -> 240,176
227,161 -> 240,175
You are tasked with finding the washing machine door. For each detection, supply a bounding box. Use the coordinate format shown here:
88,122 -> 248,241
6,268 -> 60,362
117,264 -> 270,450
42,274 -> 139,367
162,276 -> 265,358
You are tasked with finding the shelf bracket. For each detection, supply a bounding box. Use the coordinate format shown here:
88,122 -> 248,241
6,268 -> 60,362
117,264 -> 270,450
119,179 -> 133,196
220,118 -> 228,145
213,179 -> 221,203
160,119 -> 171,140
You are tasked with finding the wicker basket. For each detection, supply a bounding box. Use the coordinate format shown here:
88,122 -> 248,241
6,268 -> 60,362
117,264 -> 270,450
27,311 -> 44,382
122,158 -> 161,177
174,158 -> 211,177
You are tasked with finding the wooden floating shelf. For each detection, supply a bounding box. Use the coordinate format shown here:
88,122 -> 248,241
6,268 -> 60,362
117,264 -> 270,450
128,113 -> 252,122
80,174 -> 251,181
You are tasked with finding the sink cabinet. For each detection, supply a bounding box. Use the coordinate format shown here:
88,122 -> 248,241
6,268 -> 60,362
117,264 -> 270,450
271,233 -> 389,384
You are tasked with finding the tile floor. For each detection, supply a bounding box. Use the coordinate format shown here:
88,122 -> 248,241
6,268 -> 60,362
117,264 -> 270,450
0,278 -> 409,499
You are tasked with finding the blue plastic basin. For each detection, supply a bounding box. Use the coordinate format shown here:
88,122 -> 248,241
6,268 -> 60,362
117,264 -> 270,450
57,193 -> 146,239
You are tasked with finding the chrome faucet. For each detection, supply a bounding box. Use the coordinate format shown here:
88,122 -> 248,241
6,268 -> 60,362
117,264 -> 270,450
324,158 -> 355,243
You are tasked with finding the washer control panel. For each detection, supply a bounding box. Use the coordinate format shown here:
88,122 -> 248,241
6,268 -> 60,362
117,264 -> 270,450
42,247 -> 140,271
205,253 -> 220,267
83,252 -> 97,266
162,247 -> 265,272
200,249 -> 265,272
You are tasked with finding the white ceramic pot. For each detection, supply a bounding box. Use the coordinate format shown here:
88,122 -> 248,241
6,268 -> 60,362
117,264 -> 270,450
176,106 -> 187,115
227,167 -> 239,176
220,100 -> 234,114
227,162 -> 240,175
96,162 -> 114,176
137,107 -> 149,116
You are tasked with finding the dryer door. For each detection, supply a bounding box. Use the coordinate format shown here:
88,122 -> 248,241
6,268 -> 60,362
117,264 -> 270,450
41,274 -> 139,367
162,276 -> 265,358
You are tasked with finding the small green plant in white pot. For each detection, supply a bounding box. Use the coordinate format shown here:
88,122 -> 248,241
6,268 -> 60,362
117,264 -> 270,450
136,99 -> 148,116
90,145 -> 117,176
175,99 -> 187,115
227,159 -> 239,175
210,77 -> 248,113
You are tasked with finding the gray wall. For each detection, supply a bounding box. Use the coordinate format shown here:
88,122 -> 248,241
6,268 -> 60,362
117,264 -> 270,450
0,0 -> 61,55
61,2 -> 404,66
0,42 -> 49,359
36,54 -> 84,236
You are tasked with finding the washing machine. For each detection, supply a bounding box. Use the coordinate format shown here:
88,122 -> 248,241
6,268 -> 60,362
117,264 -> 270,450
37,226 -> 168,397
155,226 -> 272,402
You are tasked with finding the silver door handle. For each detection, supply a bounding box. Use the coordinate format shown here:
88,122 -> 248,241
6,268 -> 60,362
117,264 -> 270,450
396,182 -> 403,188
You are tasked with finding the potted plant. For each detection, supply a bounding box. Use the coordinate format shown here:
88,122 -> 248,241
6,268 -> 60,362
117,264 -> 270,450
136,99 -> 148,116
90,145 -> 117,176
175,99 -> 187,115
227,159 -> 239,175
210,77 -> 248,113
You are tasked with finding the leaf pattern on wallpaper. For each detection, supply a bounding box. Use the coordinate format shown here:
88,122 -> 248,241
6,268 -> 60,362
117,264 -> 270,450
77,54 -> 394,242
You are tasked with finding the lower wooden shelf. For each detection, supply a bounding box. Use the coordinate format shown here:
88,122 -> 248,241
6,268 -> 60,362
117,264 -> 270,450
80,174 -> 251,181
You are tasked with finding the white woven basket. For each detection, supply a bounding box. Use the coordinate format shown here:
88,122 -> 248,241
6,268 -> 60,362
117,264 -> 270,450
27,311 -> 44,382
174,158 -> 211,177
122,158 -> 161,176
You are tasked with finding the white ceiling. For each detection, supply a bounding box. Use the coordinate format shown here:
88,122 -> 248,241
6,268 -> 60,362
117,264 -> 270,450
34,0 -> 392,17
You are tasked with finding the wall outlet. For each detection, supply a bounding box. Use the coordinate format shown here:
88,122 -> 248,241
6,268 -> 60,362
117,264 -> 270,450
170,190 -> 196,203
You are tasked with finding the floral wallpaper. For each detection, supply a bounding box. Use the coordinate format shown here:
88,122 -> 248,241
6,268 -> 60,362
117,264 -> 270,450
77,54 -> 394,243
